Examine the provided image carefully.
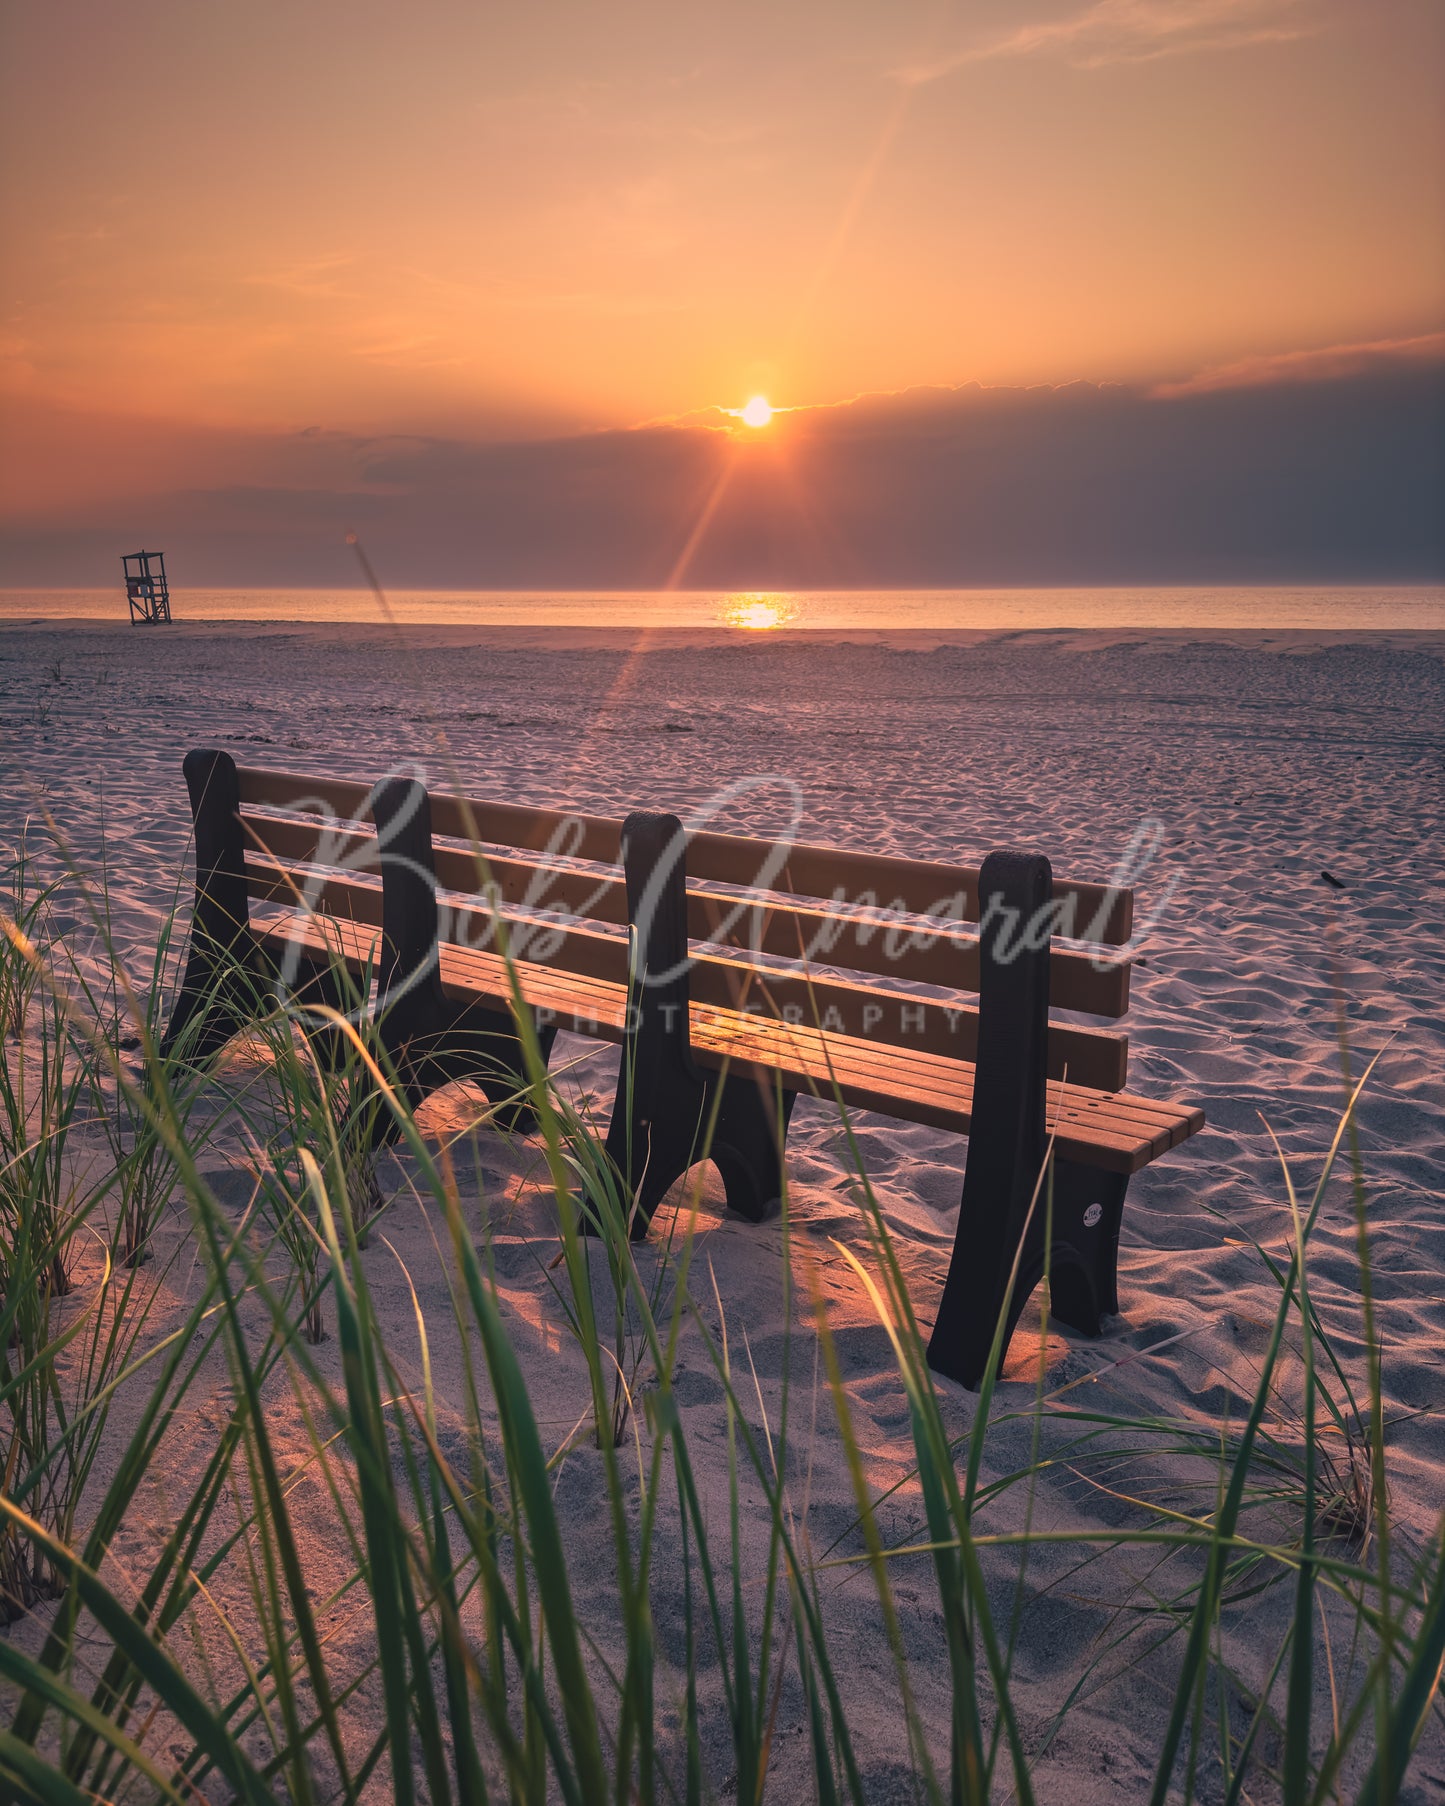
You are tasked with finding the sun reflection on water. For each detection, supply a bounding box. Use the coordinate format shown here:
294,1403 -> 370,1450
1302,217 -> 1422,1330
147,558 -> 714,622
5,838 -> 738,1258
721,593 -> 800,631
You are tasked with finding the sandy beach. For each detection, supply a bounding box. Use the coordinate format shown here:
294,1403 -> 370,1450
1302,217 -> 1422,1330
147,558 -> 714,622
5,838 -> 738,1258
3,618 -> 1443,1798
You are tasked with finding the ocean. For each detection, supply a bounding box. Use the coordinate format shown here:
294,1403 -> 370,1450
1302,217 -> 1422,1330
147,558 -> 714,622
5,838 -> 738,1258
2,585 -> 1443,631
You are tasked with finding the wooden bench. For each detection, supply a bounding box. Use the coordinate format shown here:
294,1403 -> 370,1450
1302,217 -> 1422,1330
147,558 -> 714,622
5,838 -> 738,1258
164,750 -> 1203,1389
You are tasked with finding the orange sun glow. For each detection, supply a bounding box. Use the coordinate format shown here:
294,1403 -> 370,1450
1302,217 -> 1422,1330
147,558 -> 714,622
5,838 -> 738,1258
740,395 -> 773,428
722,593 -> 798,630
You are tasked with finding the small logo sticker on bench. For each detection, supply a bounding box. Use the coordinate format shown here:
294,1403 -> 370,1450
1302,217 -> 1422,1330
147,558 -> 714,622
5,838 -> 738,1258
1083,1203 -> 1103,1228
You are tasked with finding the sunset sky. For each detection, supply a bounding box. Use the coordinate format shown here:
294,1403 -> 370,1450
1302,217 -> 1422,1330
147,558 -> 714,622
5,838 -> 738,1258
2,0 -> 1442,586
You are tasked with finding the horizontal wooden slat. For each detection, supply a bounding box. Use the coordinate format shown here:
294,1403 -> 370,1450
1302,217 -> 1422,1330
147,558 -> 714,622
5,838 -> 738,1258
385,934 -> 1188,1172
429,787 -> 1130,941
238,770 -> 1129,946
241,812 -> 381,872
248,849 -> 1125,1082
237,765 -> 376,822
430,844 -> 630,924
429,791 -> 622,866
437,941 -> 632,1031
685,954 -> 1128,1091
253,913 -> 379,973
245,863 -> 1127,1094
444,905 -> 631,989
431,844 -> 1128,1019
717,1020 -> 1184,1146
246,862 -> 384,925
687,890 -> 1130,1016
249,864 -> 630,988
685,827 -> 1133,947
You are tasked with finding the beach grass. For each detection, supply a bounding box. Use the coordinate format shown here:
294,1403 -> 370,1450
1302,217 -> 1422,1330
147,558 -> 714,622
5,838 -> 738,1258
1,832 -> 1442,1803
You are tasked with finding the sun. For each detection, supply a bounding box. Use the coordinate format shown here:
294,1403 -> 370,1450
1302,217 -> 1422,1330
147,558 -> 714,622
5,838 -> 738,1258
740,394 -> 773,428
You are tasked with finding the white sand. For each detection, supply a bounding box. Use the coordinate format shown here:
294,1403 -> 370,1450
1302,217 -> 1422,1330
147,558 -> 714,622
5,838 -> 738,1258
3,620 -> 1443,1798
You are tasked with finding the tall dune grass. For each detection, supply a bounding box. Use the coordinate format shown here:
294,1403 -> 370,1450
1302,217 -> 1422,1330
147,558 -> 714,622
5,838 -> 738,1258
1,833 -> 1442,1803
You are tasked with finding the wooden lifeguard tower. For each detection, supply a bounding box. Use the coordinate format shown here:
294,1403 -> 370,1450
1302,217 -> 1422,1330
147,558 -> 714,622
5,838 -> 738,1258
122,550 -> 172,624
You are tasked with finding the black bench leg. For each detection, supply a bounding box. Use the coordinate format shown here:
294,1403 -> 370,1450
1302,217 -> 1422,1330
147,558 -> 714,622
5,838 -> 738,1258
369,776 -> 553,1143
927,849 -> 1053,1391
597,811 -> 799,1237
709,1075 -> 797,1223
601,1044 -> 709,1238
1041,1159 -> 1128,1335
596,811 -> 707,1238
601,1067 -> 795,1233
599,1059 -> 795,1233
161,749 -> 269,1059
284,951 -> 369,1076
387,1010 -> 559,1138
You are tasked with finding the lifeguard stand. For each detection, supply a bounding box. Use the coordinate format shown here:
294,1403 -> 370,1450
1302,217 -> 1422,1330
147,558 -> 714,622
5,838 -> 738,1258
122,549 -> 172,624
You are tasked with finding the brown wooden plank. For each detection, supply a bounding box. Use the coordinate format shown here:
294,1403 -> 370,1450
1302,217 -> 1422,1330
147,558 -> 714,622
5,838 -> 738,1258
687,890 -> 1130,1016
247,853 -> 1126,1087
246,862 -> 383,925
285,911 -> 1199,1174
423,857 -> 1127,1015
253,912 -> 379,970
686,954 -> 1129,1091
428,788 -> 1129,940
435,942 -> 630,1036
420,941 -> 1191,1173
415,842 -> 1128,1016
438,905 -> 631,988
245,854 -> 629,988
430,845 -> 629,924
687,1015 -> 1198,1174
699,1015 -> 1174,1141
685,828 -> 1133,946
240,812 -> 381,872
429,791 -> 622,866
688,1040 -> 1142,1175
236,766 -> 376,822
340,829 -> 1126,1018
237,773 -> 1130,949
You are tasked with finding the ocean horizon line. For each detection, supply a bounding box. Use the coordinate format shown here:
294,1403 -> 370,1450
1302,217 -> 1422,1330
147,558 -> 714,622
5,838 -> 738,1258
3,581 -> 1443,633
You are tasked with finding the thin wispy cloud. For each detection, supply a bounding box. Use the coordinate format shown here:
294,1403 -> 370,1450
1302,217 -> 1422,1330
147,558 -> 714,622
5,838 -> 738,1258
898,0 -> 1318,83
1154,331 -> 1445,396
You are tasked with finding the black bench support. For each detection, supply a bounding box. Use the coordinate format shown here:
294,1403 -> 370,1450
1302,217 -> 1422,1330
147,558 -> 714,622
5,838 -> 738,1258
162,749 -> 372,1065
600,811 -> 796,1239
161,749 -> 259,1057
370,777 -> 554,1136
161,748 -> 341,1060
926,849 -> 1127,1389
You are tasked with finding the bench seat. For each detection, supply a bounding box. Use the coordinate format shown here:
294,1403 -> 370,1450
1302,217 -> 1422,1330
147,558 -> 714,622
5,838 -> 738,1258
688,1016 -> 1201,1175
252,908 -> 1200,1174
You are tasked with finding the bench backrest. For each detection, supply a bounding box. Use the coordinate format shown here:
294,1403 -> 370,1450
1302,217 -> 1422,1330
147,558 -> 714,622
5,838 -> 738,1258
233,765 -> 1134,1092
237,766 -> 383,930
407,786 -> 1136,1094
235,765 -> 632,992
674,824 -> 1134,1092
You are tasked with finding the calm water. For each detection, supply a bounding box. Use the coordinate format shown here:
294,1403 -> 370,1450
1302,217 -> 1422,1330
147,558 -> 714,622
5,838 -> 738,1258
2,585 -> 1443,630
